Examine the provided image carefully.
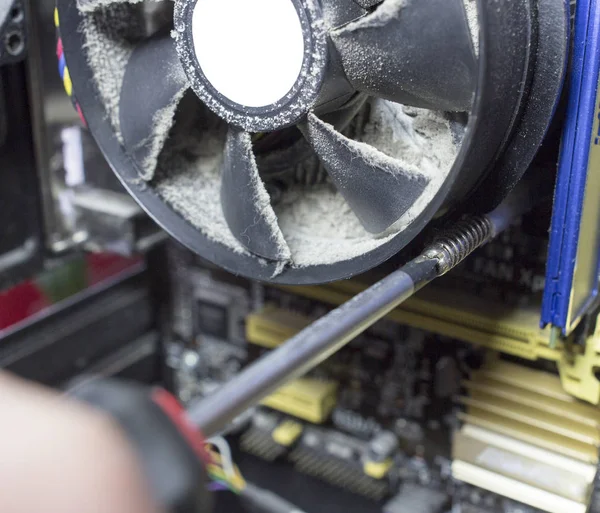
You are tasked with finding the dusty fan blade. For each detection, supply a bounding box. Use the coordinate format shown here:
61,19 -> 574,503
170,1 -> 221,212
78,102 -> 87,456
303,113 -> 430,234
353,0 -> 384,7
322,0 -> 367,28
119,35 -> 189,180
331,0 -> 477,112
77,0 -> 133,11
221,128 -> 291,262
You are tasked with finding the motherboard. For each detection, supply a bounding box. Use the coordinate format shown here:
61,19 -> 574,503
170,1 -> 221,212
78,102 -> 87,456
167,205 -> 600,513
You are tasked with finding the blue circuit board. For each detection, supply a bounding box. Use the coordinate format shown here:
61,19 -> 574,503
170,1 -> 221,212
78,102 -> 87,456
542,0 -> 600,335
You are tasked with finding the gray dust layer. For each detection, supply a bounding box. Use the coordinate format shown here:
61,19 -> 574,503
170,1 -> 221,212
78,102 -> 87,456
80,2 -> 461,268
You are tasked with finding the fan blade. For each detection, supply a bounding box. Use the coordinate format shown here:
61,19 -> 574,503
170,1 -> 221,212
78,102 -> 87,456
221,128 -> 291,262
322,0 -> 367,28
119,35 -> 189,180
353,0 -> 384,7
77,0 -> 136,12
331,0 -> 477,112
303,113 -> 430,234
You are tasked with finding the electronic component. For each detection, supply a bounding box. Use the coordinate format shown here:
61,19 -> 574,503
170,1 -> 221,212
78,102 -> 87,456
367,431 -> 399,461
192,270 -> 250,346
240,411 -> 288,462
283,281 -> 557,362
454,483 -> 543,513
453,359 -> 600,513
280,275 -> 600,406
453,425 -> 595,513
246,305 -> 312,349
168,237 -> 600,511
289,427 -> 392,500
558,328 -> 600,405
458,359 -> 600,463
165,254 -> 600,512
272,419 -> 304,448
189,268 -> 473,498
262,378 -> 338,425
542,0 -> 600,337
383,484 -> 448,513
363,431 -> 399,479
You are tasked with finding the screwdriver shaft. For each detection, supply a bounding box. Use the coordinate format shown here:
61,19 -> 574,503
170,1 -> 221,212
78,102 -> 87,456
188,258 -> 437,436
188,180 -> 536,436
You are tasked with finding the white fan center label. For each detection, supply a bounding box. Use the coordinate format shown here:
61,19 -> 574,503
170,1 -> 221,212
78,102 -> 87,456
192,0 -> 305,108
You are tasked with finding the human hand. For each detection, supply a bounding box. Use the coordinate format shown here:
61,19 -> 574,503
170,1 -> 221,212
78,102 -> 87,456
0,372 -> 163,513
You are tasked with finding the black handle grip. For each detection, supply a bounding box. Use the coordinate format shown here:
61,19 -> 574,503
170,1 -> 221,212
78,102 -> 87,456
70,379 -> 212,513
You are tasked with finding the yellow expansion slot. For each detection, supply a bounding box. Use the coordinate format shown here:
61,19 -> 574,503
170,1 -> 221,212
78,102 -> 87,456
246,304 -> 312,348
262,378 -> 338,424
278,282 -> 559,362
274,281 -> 600,404
263,278 -> 600,404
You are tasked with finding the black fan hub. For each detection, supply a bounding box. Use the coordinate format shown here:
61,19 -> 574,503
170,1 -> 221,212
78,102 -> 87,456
174,0 -> 339,132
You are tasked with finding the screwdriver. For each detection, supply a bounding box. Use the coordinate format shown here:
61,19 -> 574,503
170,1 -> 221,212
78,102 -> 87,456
71,180 -> 535,512
187,178 -> 534,437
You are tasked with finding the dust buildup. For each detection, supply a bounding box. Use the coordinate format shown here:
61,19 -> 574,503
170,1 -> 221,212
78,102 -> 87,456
361,101 -> 457,181
152,98 -> 457,267
275,185 -> 397,266
81,2 -> 185,180
139,83 -> 188,181
464,0 -> 479,56
78,0 -> 170,13
234,132 -> 291,262
78,0 -> 142,12
80,4 -> 146,141
308,111 -> 429,182
154,117 -> 290,261
272,100 -> 458,266
155,120 -> 249,256
341,0 -> 407,32
79,3 -> 460,268
366,102 -> 458,235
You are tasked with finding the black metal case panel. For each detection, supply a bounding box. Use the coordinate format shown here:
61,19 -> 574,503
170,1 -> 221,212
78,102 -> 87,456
0,63 -> 44,290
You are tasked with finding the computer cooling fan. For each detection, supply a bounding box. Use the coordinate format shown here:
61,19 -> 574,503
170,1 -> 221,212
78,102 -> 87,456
56,0 -> 568,283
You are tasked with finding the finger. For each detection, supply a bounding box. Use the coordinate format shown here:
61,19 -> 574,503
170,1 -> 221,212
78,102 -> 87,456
0,372 -> 164,513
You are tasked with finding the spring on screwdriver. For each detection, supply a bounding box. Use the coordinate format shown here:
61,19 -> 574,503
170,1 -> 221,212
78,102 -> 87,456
424,215 -> 494,275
